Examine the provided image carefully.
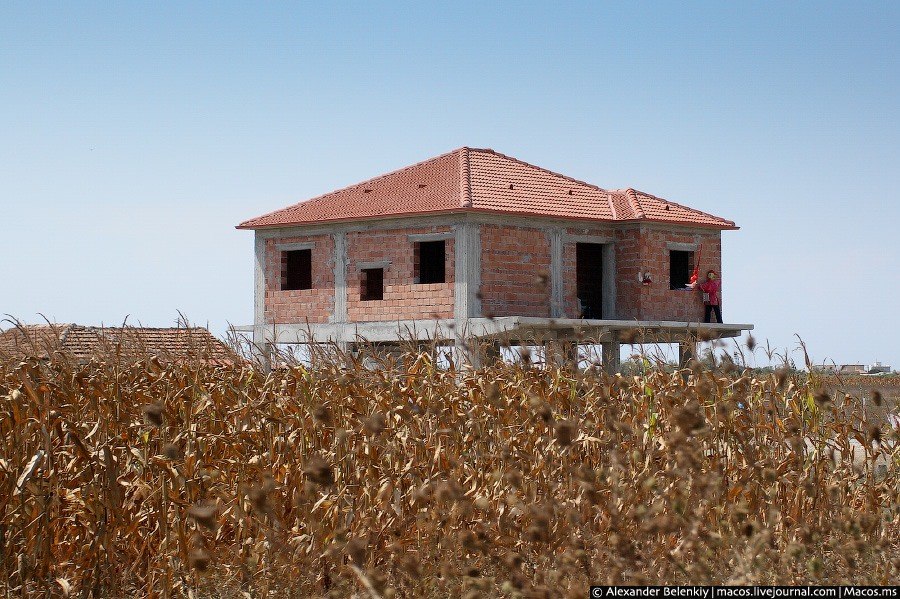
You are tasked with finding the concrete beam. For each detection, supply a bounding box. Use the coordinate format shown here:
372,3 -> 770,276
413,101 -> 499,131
562,233 -> 614,244
247,318 -> 753,363
356,260 -> 391,270
266,320 -> 456,345
275,241 -> 315,252
465,317 -> 753,348
408,232 -> 454,242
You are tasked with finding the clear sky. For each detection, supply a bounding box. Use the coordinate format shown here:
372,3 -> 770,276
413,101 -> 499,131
2,1 -> 898,369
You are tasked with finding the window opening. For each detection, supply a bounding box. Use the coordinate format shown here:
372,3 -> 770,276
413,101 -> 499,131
361,268 -> 384,301
283,249 -> 312,290
416,240 -> 445,284
669,250 -> 694,290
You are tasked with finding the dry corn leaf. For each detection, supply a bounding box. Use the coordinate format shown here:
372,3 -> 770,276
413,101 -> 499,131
15,450 -> 45,495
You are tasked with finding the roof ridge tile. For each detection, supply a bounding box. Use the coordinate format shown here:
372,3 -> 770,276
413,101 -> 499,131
628,188 -> 737,228
459,147 -> 472,208
624,188 -> 646,219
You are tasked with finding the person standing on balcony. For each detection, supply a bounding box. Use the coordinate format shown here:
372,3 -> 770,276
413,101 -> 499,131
698,270 -> 722,323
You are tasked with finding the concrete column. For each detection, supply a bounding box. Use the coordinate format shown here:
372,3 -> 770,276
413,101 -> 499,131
549,228 -> 564,318
333,231 -> 347,323
549,340 -> 578,369
678,341 -> 697,382
454,222 -> 481,367
678,341 -> 696,368
601,341 -> 620,375
602,243 -> 616,319
480,340 -> 502,367
332,231 -> 348,354
252,232 -> 272,371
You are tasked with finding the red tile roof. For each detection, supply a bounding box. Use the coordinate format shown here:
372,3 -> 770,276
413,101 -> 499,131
0,324 -> 238,364
238,148 -> 737,230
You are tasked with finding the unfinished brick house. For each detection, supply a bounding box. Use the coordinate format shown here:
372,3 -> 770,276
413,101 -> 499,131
237,147 -> 752,369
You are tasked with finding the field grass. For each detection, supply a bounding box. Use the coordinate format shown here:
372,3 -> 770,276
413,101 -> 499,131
1,341 -> 899,598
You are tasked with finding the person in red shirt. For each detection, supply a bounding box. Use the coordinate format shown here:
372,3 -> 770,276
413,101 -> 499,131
698,270 -> 722,323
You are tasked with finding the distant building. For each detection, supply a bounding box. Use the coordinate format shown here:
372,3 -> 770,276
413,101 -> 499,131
0,324 -> 237,364
812,363 -> 892,375
838,364 -> 868,375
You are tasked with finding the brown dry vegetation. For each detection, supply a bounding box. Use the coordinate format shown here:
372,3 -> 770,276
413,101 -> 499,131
818,375 -> 900,428
2,343 -> 899,598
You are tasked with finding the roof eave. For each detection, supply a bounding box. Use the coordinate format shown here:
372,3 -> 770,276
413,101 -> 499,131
236,208 -> 477,230
237,209 -> 738,230
627,217 -> 739,231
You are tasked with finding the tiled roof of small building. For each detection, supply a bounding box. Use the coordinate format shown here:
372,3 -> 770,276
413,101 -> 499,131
238,147 -> 737,230
0,324 -> 238,364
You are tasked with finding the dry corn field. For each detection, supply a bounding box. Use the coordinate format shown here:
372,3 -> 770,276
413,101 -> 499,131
2,343 -> 899,598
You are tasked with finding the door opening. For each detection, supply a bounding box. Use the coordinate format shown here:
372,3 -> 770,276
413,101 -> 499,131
576,243 -> 604,319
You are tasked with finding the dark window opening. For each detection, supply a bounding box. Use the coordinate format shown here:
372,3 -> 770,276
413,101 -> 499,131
361,268 -> 384,301
669,250 -> 694,290
283,249 -> 312,290
576,243 -> 604,319
416,240 -> 445,284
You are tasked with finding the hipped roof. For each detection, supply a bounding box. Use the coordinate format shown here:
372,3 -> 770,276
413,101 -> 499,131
238,147 -> 737,230
0,324 -> 237,364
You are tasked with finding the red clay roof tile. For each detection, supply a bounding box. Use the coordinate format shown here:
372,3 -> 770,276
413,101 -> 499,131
0,324 -> 238,364
237,148 -> 737,230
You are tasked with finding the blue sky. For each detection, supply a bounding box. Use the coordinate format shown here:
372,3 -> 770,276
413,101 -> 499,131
2,1 -> 898,369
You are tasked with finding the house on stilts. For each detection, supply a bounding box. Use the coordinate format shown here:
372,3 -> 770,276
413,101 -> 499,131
237,147 -> 752,370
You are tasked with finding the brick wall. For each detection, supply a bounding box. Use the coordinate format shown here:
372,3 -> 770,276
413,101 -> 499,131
263,222 -> 725,326
640,228 -> 721,322
615,226 -> 722,322
480,224 -> 552,318
346,227 -> 455,322
264,235 -> 335,324
614,227 -> 644,320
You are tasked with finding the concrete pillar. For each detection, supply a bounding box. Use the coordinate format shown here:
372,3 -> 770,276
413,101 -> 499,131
678,341 -> 697,382
549,228 -> 564,318
332,232 -> 349,357
549,340 -> 579,369
480,340 -> 502,367
467,338 -> 482,370
252,232 -> 272,371
602,243 -> 616,319
333,231 -> 347,323
454,222 -> 481,368
678,341 -> 696,368
601,341 -> 620,375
